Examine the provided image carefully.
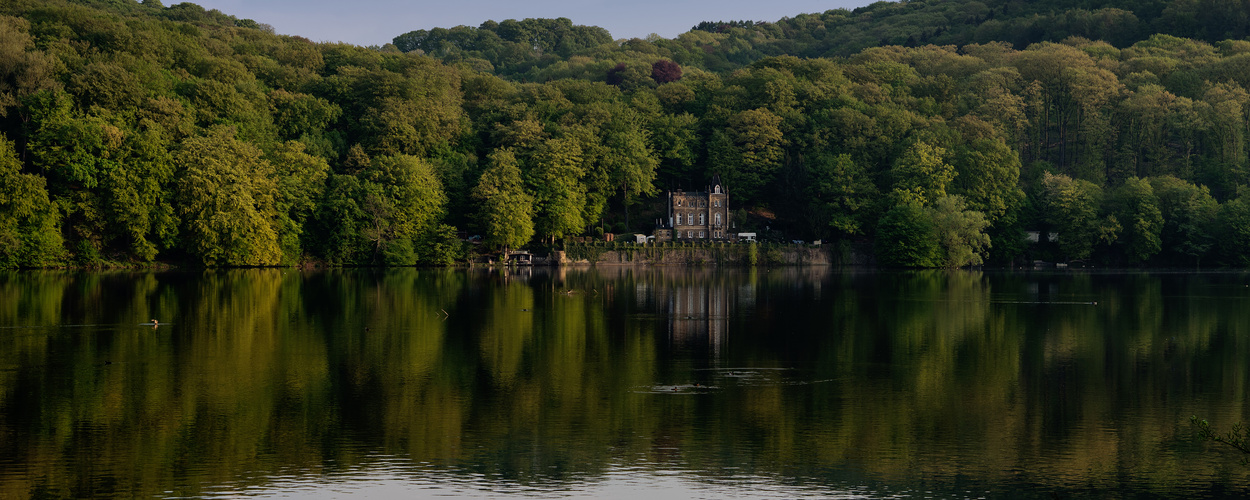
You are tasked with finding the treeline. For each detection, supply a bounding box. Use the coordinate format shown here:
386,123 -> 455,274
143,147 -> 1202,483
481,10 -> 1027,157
679,0 -> 1250,65
5,0 -> 1250,268
396,0 -> 1250,79
392,17 -> 614,75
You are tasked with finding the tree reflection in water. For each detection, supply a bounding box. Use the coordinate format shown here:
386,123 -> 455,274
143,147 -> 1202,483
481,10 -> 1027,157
0,268 -> 1247,498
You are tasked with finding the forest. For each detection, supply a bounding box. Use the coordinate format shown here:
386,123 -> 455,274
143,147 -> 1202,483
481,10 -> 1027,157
6,0 -> 1250,268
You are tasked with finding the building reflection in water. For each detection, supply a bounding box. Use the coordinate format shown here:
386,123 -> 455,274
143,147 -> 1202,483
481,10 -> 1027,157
620,270 -> 749,358
665,282 -> 729,357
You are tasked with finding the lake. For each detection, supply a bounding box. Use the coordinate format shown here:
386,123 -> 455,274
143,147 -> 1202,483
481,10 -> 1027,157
1,267 -> 1248,498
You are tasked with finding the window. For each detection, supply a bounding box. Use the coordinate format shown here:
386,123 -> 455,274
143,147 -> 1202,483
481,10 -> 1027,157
715,213 -> 721,226
677,199 -> 682,207
699,214 -> 705,225
687,231 -> 692,238
677,214 -> 683,225
699,231 -> 704,238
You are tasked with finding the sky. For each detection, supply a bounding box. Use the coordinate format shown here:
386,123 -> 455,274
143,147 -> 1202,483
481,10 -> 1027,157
189,0 -> 877,47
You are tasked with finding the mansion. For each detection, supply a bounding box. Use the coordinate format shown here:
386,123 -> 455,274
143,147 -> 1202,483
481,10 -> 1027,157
654,175 -> 733,242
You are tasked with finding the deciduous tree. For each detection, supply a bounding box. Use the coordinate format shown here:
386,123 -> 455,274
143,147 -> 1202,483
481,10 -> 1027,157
175,126 -> 283,266
0,136 -> 62,268
928,195 -> 991,268
472,149 -> 534,253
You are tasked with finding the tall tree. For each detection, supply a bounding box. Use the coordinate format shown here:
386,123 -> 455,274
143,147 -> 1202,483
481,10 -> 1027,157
175,126 -> 283,266
359,154 -> 448,265
529,136 -> 587,242
951,134 -> 1024,223
268,140 -> 330,261
472,149 -> 534,253
1150,175 -> 1217,266
1109,177 -> 1163,263
928,195 -> 992,268
0,135 -> 62,268
1040,172 -> 1117,261
875,201 -> 939,268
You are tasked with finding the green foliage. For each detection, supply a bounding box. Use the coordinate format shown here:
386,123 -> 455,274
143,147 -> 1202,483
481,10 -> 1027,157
1191,416 -> 1250,465
416,223 -> 466,265
472,149 -> 535,252
1109,177 -> 1163,263
16,0 -> 1250,269
100,126 -> 178,262
175,126 -> 283,266
312,174 -> 367,264
530,136 -> 588,242
714,108 -> 786,203
1216,195 -> 1250,267
1040,173 -> 1111,261
891,141 -> 955,207
563,241 -> 606,263
928,195 -> 991,268
807,153 -> 877,238
392,18 -> 612,73
875,201 -> 940,268
358,154 -> 449,265
951,135 -> 1024,223
0,136 -> 62,268
269,141 -> 330,262
1151,176 -> 1217,264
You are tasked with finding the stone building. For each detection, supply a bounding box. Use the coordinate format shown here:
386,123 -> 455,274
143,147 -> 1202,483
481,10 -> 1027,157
654,175 -> 732,242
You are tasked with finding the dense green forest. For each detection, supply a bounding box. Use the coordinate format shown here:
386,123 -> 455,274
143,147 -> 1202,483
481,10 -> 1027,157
5,0 -> 1250,268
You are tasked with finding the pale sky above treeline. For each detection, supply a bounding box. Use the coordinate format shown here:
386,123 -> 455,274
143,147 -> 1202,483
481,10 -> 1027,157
191,0 -> 876,47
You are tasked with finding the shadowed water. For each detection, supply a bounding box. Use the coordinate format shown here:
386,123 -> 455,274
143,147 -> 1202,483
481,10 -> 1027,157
1,267 -> 1248,498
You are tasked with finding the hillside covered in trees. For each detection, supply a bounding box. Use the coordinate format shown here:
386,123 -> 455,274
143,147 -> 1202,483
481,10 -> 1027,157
5,0 -> 1250,268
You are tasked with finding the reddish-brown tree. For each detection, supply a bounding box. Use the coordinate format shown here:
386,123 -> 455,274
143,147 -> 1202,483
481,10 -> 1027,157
651,60 -> 683,83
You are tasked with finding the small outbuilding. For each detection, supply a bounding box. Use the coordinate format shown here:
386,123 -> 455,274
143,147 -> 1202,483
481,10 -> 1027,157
507,251 -> 534,266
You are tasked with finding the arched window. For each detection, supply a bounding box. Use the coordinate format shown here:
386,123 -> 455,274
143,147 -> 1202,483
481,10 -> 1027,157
677,198 -> 682,207
715,213 -> 721,226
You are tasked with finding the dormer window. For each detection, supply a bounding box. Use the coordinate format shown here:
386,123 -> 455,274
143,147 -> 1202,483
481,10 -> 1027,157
677,199 -> 682,207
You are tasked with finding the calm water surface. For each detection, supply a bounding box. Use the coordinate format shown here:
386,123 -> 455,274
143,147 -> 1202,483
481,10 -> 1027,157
1,267 -> 1248,498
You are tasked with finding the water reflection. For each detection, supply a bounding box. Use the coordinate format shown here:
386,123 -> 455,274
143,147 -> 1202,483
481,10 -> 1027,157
0,269 -> 1248,498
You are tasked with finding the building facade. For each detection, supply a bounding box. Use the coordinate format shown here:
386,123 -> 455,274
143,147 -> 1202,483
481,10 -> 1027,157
655,175 -> 731,242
